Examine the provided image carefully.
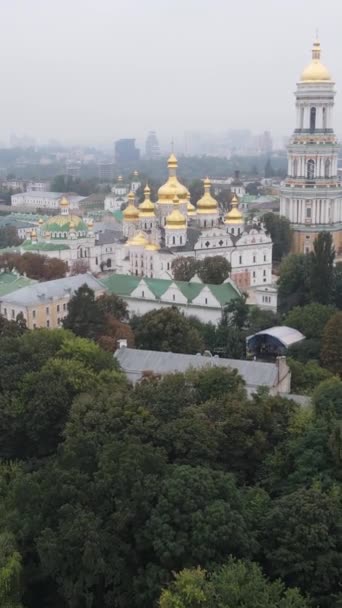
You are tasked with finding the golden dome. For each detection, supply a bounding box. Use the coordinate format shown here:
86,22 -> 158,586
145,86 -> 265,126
224,194 -> 243,224
187,193 -> 197,216
128,231 -> 149,246
145,242 -> 160,251
59,196 -> 69,207
165,196 -> 187,229
123,192 -> 139,221
69,220 -> 76,230
38,218 -> 43,225
118,175 -> 123,182
157,153 -> 189,203
133,170 -> 139,177
31,229 -> 37,239
196,177 -> 218,215
300,41 -> 332,82
138,184 -> 155,218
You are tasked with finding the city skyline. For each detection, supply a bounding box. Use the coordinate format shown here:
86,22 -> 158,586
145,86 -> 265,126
1,0 -> 342,145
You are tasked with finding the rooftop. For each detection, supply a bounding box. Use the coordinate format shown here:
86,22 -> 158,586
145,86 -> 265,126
101,273 -> 240,306
115,347 -> 280,390
0,271 -> 37,297
0,273 -> 104,307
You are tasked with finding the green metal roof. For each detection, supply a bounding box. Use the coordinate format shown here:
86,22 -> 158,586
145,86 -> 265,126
112,210 -> 123,222
101,273 -> 240,305
0,272 -> 37,297
22,241 -> 70,251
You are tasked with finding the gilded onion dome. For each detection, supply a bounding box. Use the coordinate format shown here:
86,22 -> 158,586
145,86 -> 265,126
157,153 -> 189,202
59,196 -> 69,208
38,218 -> 43,225
224,194 -> 243,224
127,231 -> 149,246
186,192 -> 196,216
123,191 -> 139,221
196,177 -> 218,214
165,195 -> 187,229
145,242 -> 160,251
43,214 -> 88,233
138,185 -> 155,218
300,40 -> 332,82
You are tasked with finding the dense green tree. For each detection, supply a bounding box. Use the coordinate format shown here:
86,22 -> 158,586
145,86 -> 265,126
197,256 -> 231,284
287,338 -> 321,363
160,559 -> 309,608
0,225 -> 23,248
223,294 -> 249,330
63,285 -> 106,340
333,262 -> 342,309
310,232 -> 335,304
0,532 -> 23,608
262,487 -> 342,607
96,292 -> 129,320
287,358 -> 332,394
278,254 -> 312,312
262,212 -> 292,261
284,303 -> 336,340
313,378 -> 342,421
320,311 -> 342,375
188,179 -> 205,205
171,256 -> 201,282
131,307 -> 204,354
0,313 -> 27,338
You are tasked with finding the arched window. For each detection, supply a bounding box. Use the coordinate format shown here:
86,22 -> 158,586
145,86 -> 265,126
180,235 -> 183,244
310,107 -> 316,131
307,159 -> 315,180
172,236 -> 175,245
293,158 -> 298,177
322,107 -> 327,129
300,107 -> 304,129
325,159 -> 330,178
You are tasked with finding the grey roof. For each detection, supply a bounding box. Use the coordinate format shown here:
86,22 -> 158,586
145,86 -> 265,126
0,273 -> 104,307
247,326 -> 305,348
115,347 -> 279,389
95,229 -> 121,245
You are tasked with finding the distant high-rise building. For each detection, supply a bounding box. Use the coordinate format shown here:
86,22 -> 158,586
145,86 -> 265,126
98,162 -> 115,181
115,139 -> 140,164
145,131 -> 160,159
259,131 -> 273,155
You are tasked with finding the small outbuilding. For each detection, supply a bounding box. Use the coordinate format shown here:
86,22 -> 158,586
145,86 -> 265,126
246,326 -> 305,358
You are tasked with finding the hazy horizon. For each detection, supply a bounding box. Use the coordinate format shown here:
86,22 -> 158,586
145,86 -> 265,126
2,0 -> 342,148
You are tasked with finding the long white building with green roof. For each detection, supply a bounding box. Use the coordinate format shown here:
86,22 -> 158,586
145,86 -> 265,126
101,273 -> 241,325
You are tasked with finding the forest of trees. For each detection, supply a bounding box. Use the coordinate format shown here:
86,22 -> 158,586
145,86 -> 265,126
0,321 -> 341,607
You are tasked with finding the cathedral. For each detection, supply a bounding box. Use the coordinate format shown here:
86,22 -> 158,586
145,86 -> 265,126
280,39 -> 342,255
21,155 -> 273,291
122,153 -> 273,289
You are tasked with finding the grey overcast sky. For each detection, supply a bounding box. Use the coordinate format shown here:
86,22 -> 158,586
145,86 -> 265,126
1,0 -> 342,146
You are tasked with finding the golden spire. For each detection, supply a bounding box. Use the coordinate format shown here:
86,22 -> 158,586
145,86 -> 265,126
300,39 -> 332,82
138,184 -> 155,218
167,153 -> 178,169
123,191 -> 139,221
224,194 -> 243,224
165,195 -> 187,229
196,177 -> 218,214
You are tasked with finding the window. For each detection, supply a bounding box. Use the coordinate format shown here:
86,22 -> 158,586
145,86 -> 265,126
180,236 -> 182,244
172,294 -> 175,301
205,297 -> 208,304
46,307 -> 49,315
142,290 -> 145,298
33,323 -> 37,329
310,106 -> 316,131
325,159 -> 330,178
253,255 -> 256,263
95,256 -> 98,265
322,106 -> 327,129
306,207 -> 312,219
57,304 -> 60,312
172,236 -> 175,245
253,271 -> 256,278
239,255 -> 242,264
263,270 -> 266,276
293,158 -> 298,178
32,309 -> 36,319
63,303 -> 67,311
307,159 -> 315,180
300,106 -> 304,128
46,320 -> 50,328
263,254 -> 266,262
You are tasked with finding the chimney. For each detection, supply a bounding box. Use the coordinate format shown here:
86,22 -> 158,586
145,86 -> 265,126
117,339 -> 127,349
276,356 -> 291,394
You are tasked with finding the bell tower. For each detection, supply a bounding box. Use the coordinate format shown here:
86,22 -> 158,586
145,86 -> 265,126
280,40 -> 342,255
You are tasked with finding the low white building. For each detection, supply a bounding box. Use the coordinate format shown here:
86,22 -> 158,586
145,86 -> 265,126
11,191 -> 85,210
101,273 -> 241,325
